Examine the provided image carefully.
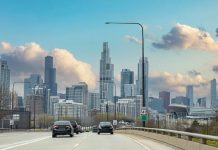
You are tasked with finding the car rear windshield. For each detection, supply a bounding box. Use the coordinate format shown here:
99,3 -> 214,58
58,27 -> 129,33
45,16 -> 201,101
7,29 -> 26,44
100,122 -> 111,126
54,121 -> 71,125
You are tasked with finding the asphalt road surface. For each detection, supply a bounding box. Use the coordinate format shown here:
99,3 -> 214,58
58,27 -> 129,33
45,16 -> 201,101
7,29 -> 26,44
0,131 -> 181,150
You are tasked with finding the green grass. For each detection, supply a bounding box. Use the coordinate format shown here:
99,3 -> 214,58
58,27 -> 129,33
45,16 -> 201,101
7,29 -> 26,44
192,138 -> 218,148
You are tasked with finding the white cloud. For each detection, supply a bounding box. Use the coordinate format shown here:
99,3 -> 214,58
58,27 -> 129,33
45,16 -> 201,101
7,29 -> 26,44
125,35 -> 142,45
0,41 -> 13,54
149,71 -> 209,97
51,48 -> 96,90
0,41 -> 97,91
153,23 -> 218,52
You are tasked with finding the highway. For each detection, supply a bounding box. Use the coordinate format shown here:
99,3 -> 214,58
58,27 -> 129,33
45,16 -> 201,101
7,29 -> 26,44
0,131 -> 181,150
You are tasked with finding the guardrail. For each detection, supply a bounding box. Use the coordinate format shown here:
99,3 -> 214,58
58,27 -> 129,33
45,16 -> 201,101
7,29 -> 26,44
116,127 -> 218,150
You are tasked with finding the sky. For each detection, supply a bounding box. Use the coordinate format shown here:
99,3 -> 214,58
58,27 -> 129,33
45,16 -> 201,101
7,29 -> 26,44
1,0 -> 218,104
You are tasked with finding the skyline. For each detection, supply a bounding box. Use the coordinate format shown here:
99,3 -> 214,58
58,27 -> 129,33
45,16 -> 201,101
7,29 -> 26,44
1,0 -> 218,99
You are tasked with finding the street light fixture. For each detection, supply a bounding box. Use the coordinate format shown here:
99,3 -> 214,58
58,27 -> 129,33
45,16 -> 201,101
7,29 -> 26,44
105,21 -> 146,127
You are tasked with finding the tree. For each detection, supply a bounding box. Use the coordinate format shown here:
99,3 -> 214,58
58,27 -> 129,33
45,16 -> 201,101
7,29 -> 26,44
36,113 -> 54,128
186,120 -> 201,133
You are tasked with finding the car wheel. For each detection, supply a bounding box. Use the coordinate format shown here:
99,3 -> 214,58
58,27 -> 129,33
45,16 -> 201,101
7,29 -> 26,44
76,132 -> 79,134
52,134 -> 56,138
70,134 -> 73,137
98,132 -> 100,135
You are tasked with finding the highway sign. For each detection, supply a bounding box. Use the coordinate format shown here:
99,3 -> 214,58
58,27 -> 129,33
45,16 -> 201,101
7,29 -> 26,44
10,119 -> 14,126
140,107 -> 147,115
140,114 -> 147,122
113,120 -> 118,126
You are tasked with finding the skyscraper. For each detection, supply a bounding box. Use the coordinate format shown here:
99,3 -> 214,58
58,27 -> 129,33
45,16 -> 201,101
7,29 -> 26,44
124,84 -> 136,97
24,74 -> 43,103
99,42 -> 114,103
136,57 -> 148,107
88,92 -> 100,110
0,60 -> 10,109
159,91 -> 170,112
121,69 -> 134,97
186,85 -> 194,107
24,74 -> 43,99
210,79 -> 217,108
66,82 -> 88,105
44,56 -> 57,96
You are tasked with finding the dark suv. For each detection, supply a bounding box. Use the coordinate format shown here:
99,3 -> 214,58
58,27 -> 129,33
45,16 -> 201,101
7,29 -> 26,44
71,121 -> 79,134
52,121 -> 74,138
98,122 -> 113,134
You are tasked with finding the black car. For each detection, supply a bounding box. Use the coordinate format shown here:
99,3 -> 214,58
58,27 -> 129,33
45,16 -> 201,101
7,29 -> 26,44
71,121 -> 79,134
98,122 -> 113,134
52,121 -> 74,138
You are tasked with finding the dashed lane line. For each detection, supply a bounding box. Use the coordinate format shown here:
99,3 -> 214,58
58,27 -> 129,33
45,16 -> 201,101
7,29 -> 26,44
0,136 -> 50,150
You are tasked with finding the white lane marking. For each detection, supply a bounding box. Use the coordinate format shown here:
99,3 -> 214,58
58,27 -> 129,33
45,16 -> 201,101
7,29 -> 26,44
73,144 -> 79,148
0,136 -> 50,150
72,133 -> 90,149
127,136 -> 151,150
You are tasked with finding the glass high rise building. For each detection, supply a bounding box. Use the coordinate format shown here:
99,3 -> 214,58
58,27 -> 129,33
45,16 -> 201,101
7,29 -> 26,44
99,42 -> 114,103
0,60 -> 10,109
121,69 -> 134,97
159,91 -> 170,112
66,82 -> 88,105
186,85 -> 194,107
136,57 -> 148,107
44,56 -> 57,96
24,74 -> 43,107
210,79 -> 217,108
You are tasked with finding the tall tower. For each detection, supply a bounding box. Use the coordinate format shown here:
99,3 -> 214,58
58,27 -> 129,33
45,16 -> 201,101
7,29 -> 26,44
44,56 -> 57,96
0,60 -> 10,109
99,42 -> 114,103
210,79 -> 217,108
186,85 -> 193,107
121,69 -> 134,97
136,57 -> 148,107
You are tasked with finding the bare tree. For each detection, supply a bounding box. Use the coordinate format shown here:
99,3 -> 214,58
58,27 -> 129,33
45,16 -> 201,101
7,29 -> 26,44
0,84 -> 11,120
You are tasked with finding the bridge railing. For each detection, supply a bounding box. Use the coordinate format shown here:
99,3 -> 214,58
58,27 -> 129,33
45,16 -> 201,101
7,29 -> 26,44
117,127 -> 218,146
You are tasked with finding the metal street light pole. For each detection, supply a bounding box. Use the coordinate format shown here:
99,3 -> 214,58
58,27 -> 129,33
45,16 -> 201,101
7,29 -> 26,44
114,83 -> 116,120
105,22 -> 146,127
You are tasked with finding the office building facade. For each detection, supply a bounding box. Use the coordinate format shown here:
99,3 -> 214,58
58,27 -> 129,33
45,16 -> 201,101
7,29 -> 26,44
24,74 -> 43,105
136,57 -> 148,107
88,92 -> 100,111
0,60 -> 10,109
44,56 -> 57,96
66,82 -> 88,105
99,42 -> 114,103
210,79 -> 217,108
159,91 -> 170,112
121,69 -> 134,97
124,84 -> 136,97
186,85 -> 194,107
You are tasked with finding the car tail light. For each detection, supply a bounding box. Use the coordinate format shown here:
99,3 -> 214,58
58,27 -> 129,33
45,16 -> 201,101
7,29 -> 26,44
53,125 -> 59,129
